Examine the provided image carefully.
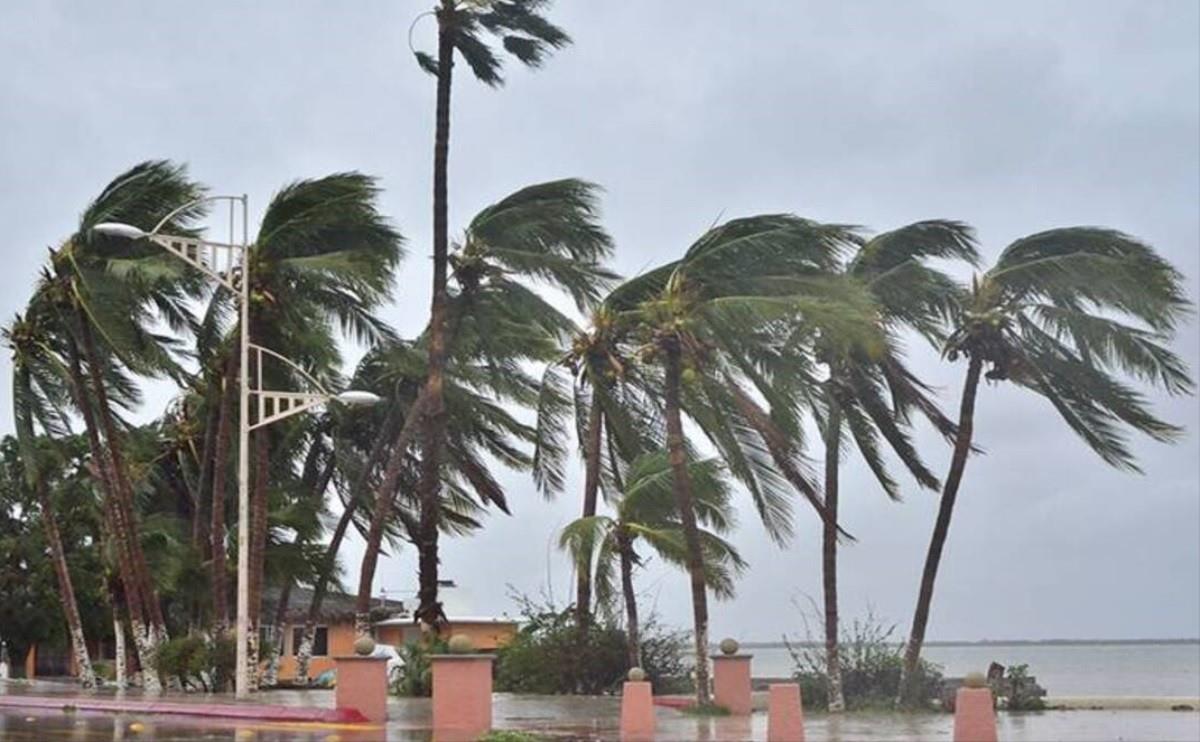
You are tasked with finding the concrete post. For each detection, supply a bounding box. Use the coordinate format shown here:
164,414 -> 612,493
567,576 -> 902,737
620,680 -> 655,741
332,656 -> 388,723
767,683 -> 805,742
711,654 -> 753,714
431,654 -> 495,742
953,686 -> 998,742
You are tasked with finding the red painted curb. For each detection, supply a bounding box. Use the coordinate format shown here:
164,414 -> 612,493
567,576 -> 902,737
0,694 -> 369,724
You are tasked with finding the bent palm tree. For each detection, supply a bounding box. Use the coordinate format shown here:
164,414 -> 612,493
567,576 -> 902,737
408,0 -> 571,628
355,179 -> 614,631
5,311 -> 98,688
38,160 -> 207,690
101,171 -> 404,681
535,304 -> 662,628
814,221 -> 978,711
898,228 -> 1193,704
612,215 -> 881,704
560,453 -> 745,668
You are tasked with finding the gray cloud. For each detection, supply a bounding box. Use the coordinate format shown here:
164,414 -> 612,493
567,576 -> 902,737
1,0 -> 1196,642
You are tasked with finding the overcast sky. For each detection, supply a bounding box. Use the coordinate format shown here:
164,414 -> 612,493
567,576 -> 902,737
2,1 -> 1197,643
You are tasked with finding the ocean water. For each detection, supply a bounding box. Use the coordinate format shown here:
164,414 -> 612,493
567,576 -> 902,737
747,642 -> 1200,697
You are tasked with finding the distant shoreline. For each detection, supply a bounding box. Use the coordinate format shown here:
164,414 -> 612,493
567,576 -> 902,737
736,638 -> 1200,649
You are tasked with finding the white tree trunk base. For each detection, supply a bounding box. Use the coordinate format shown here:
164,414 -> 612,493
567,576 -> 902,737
69,625 -> 97,689
130,621 -> 161,694
295,630 -> 315,686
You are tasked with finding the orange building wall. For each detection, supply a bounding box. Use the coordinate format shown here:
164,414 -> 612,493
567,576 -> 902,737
375,621 -> 517,651
272,621 -> 358,682
269,619 -> 517,682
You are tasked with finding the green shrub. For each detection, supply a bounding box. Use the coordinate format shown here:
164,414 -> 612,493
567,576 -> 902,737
494,595 -> 691,695
389,638 -> 448,697
679,703 -> 730,716
996,664 -> 1045,711
153,634 -> 235,692
92,660 -> 115,682
787,612 -> 943,711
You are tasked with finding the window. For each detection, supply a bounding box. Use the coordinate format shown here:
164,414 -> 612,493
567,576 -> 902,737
291,627 -> 328,657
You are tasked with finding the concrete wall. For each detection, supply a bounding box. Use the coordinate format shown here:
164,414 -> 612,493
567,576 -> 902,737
375,621 -> 517,651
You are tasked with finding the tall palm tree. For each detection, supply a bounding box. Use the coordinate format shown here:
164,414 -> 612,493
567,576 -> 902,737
99,171 -> 404,678
26,160 -> 207,689
406,0 -> 571,628
535,304 -> 663,629
5,311 -> 98,688
560,453 -> 745,668
813,221 -> 978,711
611,216 -> 881,704
898,228 -> 1193,704
248,172 -> 402,677
355,179 -> 614,631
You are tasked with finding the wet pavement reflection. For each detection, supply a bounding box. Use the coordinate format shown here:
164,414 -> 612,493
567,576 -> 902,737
2,683 -> 1198,740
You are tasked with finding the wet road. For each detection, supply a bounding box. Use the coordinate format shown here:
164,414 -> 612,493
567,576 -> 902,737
2,683 -> 1197,740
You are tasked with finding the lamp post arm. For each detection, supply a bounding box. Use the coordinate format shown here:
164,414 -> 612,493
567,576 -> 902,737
249,343 -> 332,397
149,194 -> 245,237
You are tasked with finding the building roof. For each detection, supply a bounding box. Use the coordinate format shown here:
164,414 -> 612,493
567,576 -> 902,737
373,615 -> 519,627
262,585 -> 407,624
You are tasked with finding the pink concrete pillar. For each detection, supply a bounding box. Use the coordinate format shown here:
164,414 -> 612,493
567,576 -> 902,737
431,654 -> 495,742
333,656 -> 388,723
767,683 -> 805,742
953,687 -> 998,742
620,680 -> 655,741
711,654 -> 753,714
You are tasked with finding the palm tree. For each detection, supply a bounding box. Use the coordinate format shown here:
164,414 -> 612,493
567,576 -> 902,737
28,160 -> 207,689
355,179 -> 614,632
98,170 -> 404,678
406,0 -> 571,628
535,304 -> 663,629
898,228 -> 1193,705
230,172 -> 403,679
5,311 -> 98,688
813,221 -> 978,711
611,215 -> 881,704
560,452 -> 745,668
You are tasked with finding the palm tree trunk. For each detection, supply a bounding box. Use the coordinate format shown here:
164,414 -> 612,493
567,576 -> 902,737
102,496 -> 160,692
75,312 -> 167,641
209,349 -> 238,631
415,434 -> 445,631
61,332 -> 160,691
261,579 -> 292,688
108,581 -> 128,689
576,394 -> 604,628
113,612 -> 127,689
412,3 -> 457,633
36,478 -> 97,689
662,343 -> 711,705
822,402 -> 845,712
355,394 -> 428,632
191,384 -> 221,553
899,355 -> 983,706
618,531 -> 640,669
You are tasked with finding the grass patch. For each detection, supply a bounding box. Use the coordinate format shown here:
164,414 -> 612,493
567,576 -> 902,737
678,703 -> 731,717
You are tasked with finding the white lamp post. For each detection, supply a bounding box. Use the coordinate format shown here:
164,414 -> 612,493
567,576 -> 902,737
94,199 -> 380,699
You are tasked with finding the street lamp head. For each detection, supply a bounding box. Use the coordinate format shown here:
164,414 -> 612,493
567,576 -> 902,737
334,390 -> 383,407
92,222 -> 148,240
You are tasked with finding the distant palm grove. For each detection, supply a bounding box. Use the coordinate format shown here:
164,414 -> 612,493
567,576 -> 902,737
1,0 -> 1192,709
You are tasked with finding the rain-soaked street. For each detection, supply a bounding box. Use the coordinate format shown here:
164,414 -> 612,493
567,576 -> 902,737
2,681 -> 1199,741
